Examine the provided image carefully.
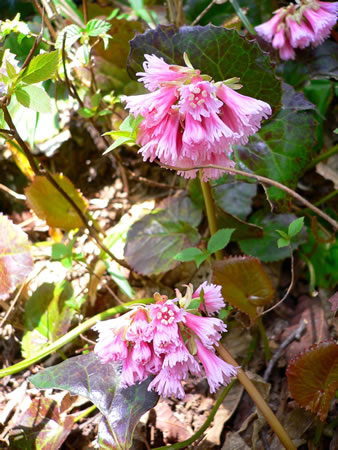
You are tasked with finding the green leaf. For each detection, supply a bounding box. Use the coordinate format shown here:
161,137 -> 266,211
6,60 -> 17,79
127,25 -> 282,109
277,238 -> 290,248
212,256 -> 275,322
125,196 -> 201,275
239,211 -> 307,262
105,261 -> 135,299
175,247 -> 204,261
288,216 -> 304,238
103,115 -> 143,154
276,229 -> 289,240
30,354 -> 158,448
21,281 -> 75,358
78,106 -> 95,118
207,228 -> 235,254
15,85 -> 52,113
235,84 -> 317,202
85,19 -> 111,37
20,50 -> 59,84
187,297 -> 202,311
287,341 -> 338,422
55,24 -> 82,49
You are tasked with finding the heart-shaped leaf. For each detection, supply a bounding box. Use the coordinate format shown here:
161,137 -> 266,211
21,281 -> 76,358
0,214 -> 33,300
125,195 -> 201,275
212,256 -> 275,321
127,24 -> 282,110
235,84 -> 317,202
213,181 -> 257,220
9,397 -> 74,449
30,353 -> 158,449
287,341 -> 338,421
239,211 -> 307,262
25,174 -> 88,230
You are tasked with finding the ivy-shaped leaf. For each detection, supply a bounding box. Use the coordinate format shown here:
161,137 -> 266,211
25,174 -> 88,230
0,214 -> 33,300
212,256 -> 275,321
127,24 -> 282,110
30,353 -> 158,449
287,341 -> 338,421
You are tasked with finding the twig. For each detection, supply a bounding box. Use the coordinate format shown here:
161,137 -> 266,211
0,281 -> 26,329
158,162 -> 338,231
191,0 -> 217,26
32,0 -> 57,41
0,183 -> 26,200
263,319 -> 307,381
21,26 -> 44,71
260,249 -> 295,317
82,0 -> 88,24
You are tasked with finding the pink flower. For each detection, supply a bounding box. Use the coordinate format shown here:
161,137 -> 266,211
148,367 -> 186,399
184,312 -> 227,349
196,339 -> 237,393
136,54 -> 197,92
122,55 -> 271,181
193,281 -> 225,315
255,1 -> 338,60
121,346 -> 147,387
125,309 -> 153,343
94,331 -> 128,364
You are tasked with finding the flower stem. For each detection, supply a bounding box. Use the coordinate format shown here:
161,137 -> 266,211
153,379 -> 236,449
217,343 -> 296,450
199,171 -> 223,260
306,143 -> 338,171
257,317 -> 272,361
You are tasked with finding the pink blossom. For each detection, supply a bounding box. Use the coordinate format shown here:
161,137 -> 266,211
193,281 -> 225,315
196,339 -> 237,393
122,55 -> 271,181
184,312 -> 227,349
121,346 -> 147,387
148,367 -> 186,399
125,309 -> 153,343
136,54 -> 197,92
255,1 -> 338,60
94,331 -> 128,364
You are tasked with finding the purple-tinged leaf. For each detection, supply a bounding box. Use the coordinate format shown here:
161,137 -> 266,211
0,214 -> 33,300
125,195 -> 201,275
287,341 -> 338,422
9,397 -> 75,449
30,353 -> 158,449
127,24 -> 282,110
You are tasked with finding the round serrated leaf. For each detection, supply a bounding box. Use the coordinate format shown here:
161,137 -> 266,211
127,24 -> 282,110
287,341 -> 338,421
25,174 -> 88,230
212,256 -> 275,322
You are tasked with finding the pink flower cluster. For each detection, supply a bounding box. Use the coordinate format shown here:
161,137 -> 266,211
93,282 -> 237,399
255,0 -> 338,60
122,54 -> 271,181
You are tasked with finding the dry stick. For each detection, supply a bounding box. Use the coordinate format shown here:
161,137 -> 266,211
191,0 -> 217,26
1,105 -> 130,269
0,183 -> 26,200
217,343 -> 296,450
263,319 -> 307,382
160,162 -> 338,231
0,282 -> 27,329
82,0 -> 88,24
32,0 -> 57,41
21,26 -> 44,71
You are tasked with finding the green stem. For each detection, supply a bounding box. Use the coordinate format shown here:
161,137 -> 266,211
217,344 -> 296,450
313,420 -> 324,446
314,189 -> 338,207
306,144 -> 338,171
229,0 -> 256,34
0,298 -> 154,378
298,251 -> 317,297
199,172 -> 223,260
153,380 -> 236,450
257,318 -> 272,361
74,404 -> 97,423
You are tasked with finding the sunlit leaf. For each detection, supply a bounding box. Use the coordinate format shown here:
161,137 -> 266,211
19,50 -> 59,84
212,256 -> 275,321
239,211 -> 307,262
287,341 -> 338,421
85,19 -> 111,37
30,353 -> 158,449
125,196 -> 202,275
0,214 -> 33,300
15,85 -> 52,113
21,281 -> 76,358
9,397 -> 74,449
127,24 -> 282,109
25,174 -> 88,230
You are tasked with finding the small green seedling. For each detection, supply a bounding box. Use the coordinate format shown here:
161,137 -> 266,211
276,216 -> 304,248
